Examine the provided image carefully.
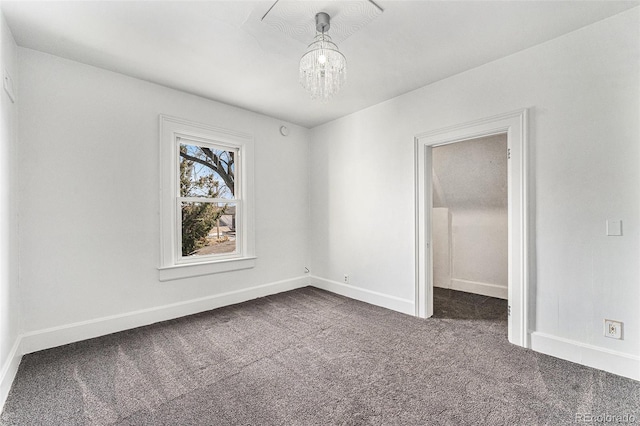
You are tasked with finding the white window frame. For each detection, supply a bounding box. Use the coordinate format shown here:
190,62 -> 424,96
158,115 -> 255,281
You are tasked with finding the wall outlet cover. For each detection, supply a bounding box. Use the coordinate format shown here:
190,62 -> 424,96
604,319 -> 623,339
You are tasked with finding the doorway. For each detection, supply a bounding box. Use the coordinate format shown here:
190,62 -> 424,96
432,134 -> 508,320
414,109 -> 530,348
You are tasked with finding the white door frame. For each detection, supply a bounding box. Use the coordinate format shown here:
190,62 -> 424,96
414,109 -> 530,347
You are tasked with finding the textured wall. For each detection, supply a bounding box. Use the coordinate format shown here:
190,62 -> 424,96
432,135 -> 507,211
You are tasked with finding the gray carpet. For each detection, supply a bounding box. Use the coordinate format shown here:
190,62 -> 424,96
1,287 -> 638,425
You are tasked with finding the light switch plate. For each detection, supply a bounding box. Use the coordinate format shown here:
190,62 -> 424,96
606,220 -> 622,236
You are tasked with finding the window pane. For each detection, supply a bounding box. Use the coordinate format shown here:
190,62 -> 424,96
181,202 -> 237,257
179,143 -> 235,199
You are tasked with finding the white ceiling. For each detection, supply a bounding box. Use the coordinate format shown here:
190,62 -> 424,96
2,1 -> 638,128
261,0 -> 383,44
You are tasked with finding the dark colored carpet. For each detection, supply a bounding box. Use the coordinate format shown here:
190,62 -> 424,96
1,287 -> 638,425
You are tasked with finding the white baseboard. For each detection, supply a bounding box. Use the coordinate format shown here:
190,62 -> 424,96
310,276 -> 414,316
21,276 -> 309,355
530,332 -> 640,381
0,336 -> 22,414
439,278 -> 508,300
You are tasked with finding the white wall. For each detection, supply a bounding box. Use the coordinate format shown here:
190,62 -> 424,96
310,8 -> 639,373
433,208 -> 508,298
17,48 -> 309,338
0,11 -> 21,407
432,207 -> 450,288
450,209 -> 508,298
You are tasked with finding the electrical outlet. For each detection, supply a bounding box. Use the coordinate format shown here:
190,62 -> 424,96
343,275 -> 349,284
604,319 -> 623,339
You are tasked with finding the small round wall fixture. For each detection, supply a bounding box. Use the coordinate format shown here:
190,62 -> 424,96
279,125 -> 289,136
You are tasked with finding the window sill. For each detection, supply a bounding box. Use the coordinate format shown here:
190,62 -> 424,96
158,256 -> 256,282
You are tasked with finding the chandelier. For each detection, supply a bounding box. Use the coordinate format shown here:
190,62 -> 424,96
299,12 -> 347,101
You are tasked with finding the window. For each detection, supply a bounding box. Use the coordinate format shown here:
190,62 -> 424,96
179,141 -> 238,259
159,115 -> 255,281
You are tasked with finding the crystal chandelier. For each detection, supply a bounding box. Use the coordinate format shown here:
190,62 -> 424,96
299,12 -> 347,101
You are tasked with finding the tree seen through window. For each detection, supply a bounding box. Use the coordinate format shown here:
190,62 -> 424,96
179,142 -> 237,257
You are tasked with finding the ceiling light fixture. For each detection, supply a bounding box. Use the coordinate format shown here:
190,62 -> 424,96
299,12 -> 347,101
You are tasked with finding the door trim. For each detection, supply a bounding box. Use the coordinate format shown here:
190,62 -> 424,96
414,109 -> 530,347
